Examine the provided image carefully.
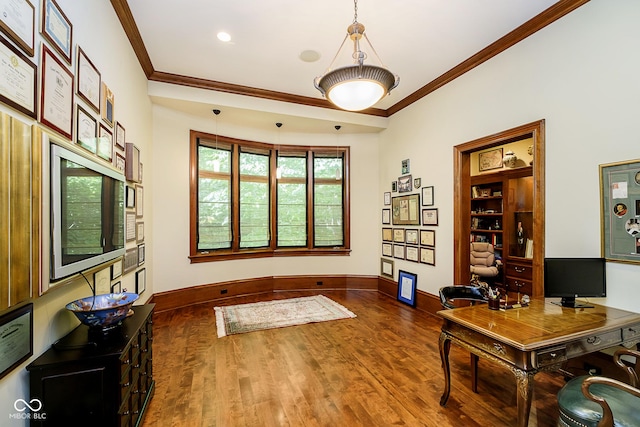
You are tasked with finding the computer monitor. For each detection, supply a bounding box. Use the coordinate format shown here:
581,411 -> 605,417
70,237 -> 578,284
544,257 -> 606,308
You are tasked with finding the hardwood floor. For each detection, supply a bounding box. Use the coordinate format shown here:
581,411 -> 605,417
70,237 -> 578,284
142,290 -> 566,426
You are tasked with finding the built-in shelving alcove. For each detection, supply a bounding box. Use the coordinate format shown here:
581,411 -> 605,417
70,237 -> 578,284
453,120 -> 545,297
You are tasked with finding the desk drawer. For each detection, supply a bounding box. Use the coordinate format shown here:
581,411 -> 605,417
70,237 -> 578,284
504,277 -> 532,296
623,324 -> 640,342
566,329 -> 623,357
536,346 -> 567,367
505,262 -> 532,280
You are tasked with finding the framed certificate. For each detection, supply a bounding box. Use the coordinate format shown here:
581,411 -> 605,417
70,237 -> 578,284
136,268 -> 146,294
76,46 -> 100,112
0,303 -> 33,380
135,185 -> 143,217
0,35 -> 36,118
40,44 -> 73,139
0,0 -> 35,56
97,123 -> 113,162
115,121 -> 125,150
126,211 -> 136,242
76,104 -> 96,153
41,0 -> 72,63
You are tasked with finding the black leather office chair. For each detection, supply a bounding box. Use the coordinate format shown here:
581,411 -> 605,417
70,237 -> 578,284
439,285 -> 488,309
438,285 -> 488,392
557,347 -> 640,427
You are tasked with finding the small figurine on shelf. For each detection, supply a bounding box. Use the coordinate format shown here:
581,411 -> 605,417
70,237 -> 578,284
517,221 -> 525,256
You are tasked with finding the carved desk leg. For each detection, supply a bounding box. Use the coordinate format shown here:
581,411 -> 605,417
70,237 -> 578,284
439,331 -> 452,406
513,368 -> 535,427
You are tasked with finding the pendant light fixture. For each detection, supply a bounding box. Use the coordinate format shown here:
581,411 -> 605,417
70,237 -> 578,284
314,0 -> 399,111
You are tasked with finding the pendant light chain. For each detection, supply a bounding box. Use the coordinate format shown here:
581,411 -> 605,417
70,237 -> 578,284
353,0 -> 358,24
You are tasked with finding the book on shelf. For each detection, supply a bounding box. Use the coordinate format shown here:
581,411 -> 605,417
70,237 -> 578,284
525,238 -> 533,259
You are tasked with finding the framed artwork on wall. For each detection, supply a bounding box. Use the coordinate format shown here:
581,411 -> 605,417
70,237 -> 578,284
135,268 -> 146,295
397,174 -> 412,193
0,0 -> 35,57
76,104 -> 96,153
135,185 -> 143,217
123,247 -> 138,274
392,194 -> 420,225
382,242 -> 392,257
41,0 -> 72,63
422,208 -> 439,226
381,258 -> 394,279
421,186 -> 434,206
405,245 -> 419,262
382,209 -> 390,224
420,230 -> 435,247
97,123 -> 113,162
41,44 -> 73,139
479,148 -> 503,172
0,33 -> 37,118
76,46 -> 100,112
0,303 -> 33,380
115,121 -> 125,150
420,247 -> 435,265
600,158 -> 640,264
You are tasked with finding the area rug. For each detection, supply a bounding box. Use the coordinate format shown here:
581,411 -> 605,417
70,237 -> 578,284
214,295 -> 356,337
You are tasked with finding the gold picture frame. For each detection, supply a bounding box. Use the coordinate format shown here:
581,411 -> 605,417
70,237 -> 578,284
392,193 -> 420,225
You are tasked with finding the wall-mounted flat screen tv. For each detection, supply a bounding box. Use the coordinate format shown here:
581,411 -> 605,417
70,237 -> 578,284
50,144 -> 125,280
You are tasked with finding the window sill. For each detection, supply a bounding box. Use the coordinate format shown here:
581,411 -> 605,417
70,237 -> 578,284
189,247 -> 351,263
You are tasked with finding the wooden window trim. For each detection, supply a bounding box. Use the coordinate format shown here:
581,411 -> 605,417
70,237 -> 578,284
189,130 -> 351,262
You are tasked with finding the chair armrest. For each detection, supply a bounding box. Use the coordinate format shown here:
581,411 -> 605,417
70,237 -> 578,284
613,348 -> 640,387
581,376 -> 640,427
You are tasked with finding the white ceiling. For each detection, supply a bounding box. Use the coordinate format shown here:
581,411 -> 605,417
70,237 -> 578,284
127,0 -> 561,131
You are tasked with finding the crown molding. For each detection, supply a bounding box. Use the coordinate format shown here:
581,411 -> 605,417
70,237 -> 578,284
111,0 -> 589,118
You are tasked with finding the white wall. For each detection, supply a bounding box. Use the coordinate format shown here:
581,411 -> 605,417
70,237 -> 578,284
150,102 -> 380,293
380,0 -> 640,311
0,1 -> 153,422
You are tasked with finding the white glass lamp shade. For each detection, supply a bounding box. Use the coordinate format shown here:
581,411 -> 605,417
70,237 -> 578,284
315,64 -> 398,111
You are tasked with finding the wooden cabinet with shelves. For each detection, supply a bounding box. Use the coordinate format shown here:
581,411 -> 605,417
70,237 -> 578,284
26,304 -> 155,427
469,168 -> 535,298
470,182 -> 504,255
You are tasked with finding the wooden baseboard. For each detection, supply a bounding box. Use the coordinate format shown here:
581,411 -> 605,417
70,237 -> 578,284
151,275 -> 381,312
377,276 -> 443,317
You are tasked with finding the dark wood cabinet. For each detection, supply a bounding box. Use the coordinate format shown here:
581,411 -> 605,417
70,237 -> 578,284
26,304 -> 154,427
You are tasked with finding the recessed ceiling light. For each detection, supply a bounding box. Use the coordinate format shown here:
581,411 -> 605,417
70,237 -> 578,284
299,50 -> 321,63
217,32 -> 231,42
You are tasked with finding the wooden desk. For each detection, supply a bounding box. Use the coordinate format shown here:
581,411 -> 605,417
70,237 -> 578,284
438,299 -> 640,427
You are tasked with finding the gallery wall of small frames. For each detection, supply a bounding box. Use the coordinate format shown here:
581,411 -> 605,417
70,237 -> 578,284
0,0 -> 146,295
381,158 -> 438,280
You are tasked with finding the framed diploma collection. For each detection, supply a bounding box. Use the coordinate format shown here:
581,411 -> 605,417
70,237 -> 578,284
381,160 -> 439,275
0,0 -> 135,181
